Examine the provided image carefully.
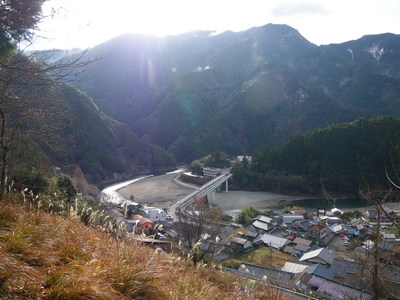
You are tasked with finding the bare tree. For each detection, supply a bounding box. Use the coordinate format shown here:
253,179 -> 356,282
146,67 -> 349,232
0,47 -> 95,200
354,188 -> 400,299
176,198 -> 225,263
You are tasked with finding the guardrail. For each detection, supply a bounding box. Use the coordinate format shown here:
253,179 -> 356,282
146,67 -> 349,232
176,173 -> 232,209
175,172 -> 234,227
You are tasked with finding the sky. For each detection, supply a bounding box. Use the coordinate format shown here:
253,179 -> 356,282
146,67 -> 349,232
31,0 -> 400,50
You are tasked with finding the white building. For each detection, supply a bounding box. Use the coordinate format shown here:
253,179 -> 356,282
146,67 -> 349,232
143,207 -> 167,222
203,167 -> 221,178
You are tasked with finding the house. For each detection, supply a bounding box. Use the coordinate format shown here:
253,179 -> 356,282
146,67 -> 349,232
130,236 -> 172,253
293,237 -> 312,247
307,224 -> 327,244
203,167 -> 221,178
282,214 -> 304,226
319,215 -> 342,225
292,237 -> 312,256
237,156 -> 252,163
294,244 -> 311,256
253,233 -> 289,250
281,261 -> 311,274
364,209 -> 378,220
299,248 -> 335,266
238,263 -> 293,282
199,241 -> 221,253
281,229 -> 297,239
143,207 -> 167,222
382,233 -> 397,241
283,245 -> 295,256
230,237 -> 252,251
328,223 -> 343,234
283,261 -> 335,279
252,215 -> 278,233
293,274 -> 372,300
252,220 -> 274,233
246,231 -> 259,240
132,214 -> 154,232
303,264 -> 335,279
292,220 -> 313,232
257,215 -> 278,226
290,209 -> 308,216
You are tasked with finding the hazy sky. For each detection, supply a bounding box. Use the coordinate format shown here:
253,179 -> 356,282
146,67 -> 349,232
31,0 -> 400,50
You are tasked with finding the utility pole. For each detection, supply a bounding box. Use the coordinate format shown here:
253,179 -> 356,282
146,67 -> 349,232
269,242 -> 272,267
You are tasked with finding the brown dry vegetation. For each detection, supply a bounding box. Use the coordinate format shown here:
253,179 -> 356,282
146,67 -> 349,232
0,196 -> 286,299
225,247 -> 297,270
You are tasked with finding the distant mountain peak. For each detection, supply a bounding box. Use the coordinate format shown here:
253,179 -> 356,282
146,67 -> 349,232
249,23 -> 315,48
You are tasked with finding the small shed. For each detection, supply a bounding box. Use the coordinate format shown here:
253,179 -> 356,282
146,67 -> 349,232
230,237 -> 252,250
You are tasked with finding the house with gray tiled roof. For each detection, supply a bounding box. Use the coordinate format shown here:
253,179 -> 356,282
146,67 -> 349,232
299,248 -> 335,266
253,233 -> 289,250
238,263 -> 293,283
293,274 -> 372,300
282,214 -> 304,226
281,261 -> 310,274
252,220 -> 274,233
304,264 -> 335,279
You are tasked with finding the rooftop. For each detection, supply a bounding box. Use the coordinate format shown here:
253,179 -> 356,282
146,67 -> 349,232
308,225 -> 326,232
254,233 -> 289,249
299,248 -> 335,265
281,261 -> 310,274
293,237 -> 312,246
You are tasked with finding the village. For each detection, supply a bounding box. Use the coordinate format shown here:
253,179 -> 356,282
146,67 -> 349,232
101,167 -> 400,300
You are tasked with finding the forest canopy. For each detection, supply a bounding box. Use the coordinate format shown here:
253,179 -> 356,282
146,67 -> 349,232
232,116 -> 400,196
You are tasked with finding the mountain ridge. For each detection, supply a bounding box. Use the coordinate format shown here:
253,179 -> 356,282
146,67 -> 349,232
58,24 -> 400,161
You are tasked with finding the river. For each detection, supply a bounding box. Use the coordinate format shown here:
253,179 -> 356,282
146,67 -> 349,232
99,169 -> 370,215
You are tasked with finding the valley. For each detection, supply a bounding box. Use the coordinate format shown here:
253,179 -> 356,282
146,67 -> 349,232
2,3 -> 400,297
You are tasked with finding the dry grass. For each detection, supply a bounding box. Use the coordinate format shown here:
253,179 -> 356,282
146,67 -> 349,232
224,247 -> 296,270
0,197 -> 286,299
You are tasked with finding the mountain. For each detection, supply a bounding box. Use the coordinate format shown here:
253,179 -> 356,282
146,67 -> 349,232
55,85 -> 176,183
18,82 -> 176,185
65,24 -> 400,161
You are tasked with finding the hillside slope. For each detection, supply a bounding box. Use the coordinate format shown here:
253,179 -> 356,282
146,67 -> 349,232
0,199 -> 281,299
233,116 -> 400,194
25,83 -> 176,185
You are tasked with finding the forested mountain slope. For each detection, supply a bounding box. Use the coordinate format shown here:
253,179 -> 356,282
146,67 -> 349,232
65,24 -> 400,161
233,116 -> 400,195
47,84 -> 176,183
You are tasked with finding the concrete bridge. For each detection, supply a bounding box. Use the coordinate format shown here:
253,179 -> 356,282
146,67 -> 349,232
176,171 -> 232,211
